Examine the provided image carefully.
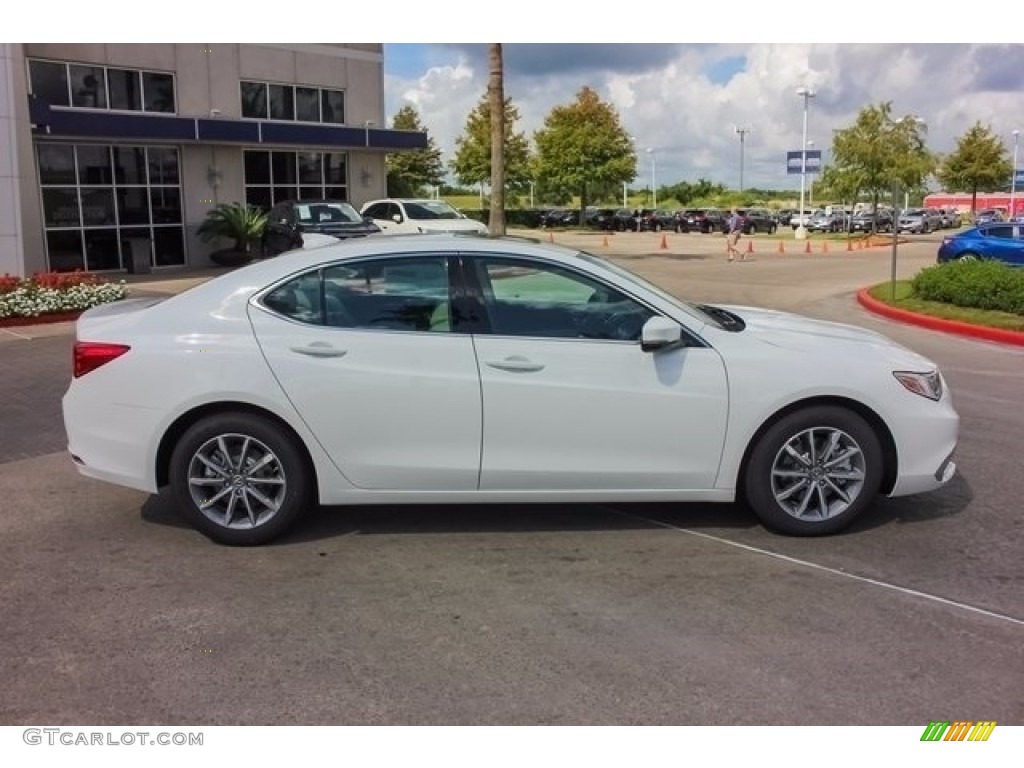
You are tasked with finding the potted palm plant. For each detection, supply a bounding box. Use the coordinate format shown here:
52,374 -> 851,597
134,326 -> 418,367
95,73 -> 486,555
197,203 -> 268,266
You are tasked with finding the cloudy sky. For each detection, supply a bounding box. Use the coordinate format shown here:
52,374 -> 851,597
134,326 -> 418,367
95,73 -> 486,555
382,42 -> 1024,192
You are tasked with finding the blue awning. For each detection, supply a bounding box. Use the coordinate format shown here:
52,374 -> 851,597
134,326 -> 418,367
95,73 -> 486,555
29,96 -> 427,150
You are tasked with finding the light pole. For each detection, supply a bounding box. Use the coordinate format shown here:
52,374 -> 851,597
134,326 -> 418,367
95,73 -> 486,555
807,139 -> 815,206
735,126 -> 750,194
529,180 -> 535,210
363,119 -> 374,147
795,87 -> 816,239
647,148 -> 657,209
1011,130 -> 1020,220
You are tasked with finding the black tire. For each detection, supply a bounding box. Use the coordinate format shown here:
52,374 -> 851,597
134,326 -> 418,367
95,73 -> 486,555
169,412 -> 313,546
958,251 -> 980,261
743,406 -> 883,536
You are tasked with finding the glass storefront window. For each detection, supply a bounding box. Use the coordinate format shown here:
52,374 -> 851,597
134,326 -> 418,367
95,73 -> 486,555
108,69 -> 142,111
29,60 -> 70,107
69,65 -> 107,109
240,81 -> 268,119
240,81 -> 345,126
38,143 -> 185,271
84,229 -> 122,271
244,150 -> 350,209
269,84 -> 293,121
321,90 -> 345,124
42,188 -> 80,228
113,147 -> 148,185
80,188 -> 116,226
46,231 -> 85,272
77,145 -> 113,185
143,73 -> 175,113
38,144 -> 76,185
30,59 -> 175,113
148,148 -> 179,185
295,87 -> 319,122
116,187 -> 151,225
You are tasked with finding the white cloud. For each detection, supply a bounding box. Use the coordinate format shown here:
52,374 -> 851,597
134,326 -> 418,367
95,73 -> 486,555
384,43 -> 1024,192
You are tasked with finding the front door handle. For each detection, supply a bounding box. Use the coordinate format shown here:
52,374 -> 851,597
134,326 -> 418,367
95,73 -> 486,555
485,356 -> 545,373
290,342 -> 347,359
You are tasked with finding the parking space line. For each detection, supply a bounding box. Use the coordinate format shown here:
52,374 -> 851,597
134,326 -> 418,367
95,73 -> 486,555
1,328 -> 32,341
611,509 -> 1024,628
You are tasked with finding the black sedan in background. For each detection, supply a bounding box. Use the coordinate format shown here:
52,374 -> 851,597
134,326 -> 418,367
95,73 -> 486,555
262,200 -> 380,256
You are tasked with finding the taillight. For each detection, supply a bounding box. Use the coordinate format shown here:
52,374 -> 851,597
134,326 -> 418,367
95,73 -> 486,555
73,341 -> 130,378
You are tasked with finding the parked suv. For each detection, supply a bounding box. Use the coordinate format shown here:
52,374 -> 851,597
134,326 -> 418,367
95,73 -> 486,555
637,209 -> 678,232
850,210 -> 894,233
684,207 -> 728,233
741,208 -> 779,234
262,199 -> 381,256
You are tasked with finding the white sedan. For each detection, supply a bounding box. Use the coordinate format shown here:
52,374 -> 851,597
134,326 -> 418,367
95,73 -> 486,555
359,198 -> 489,235
62,235 -> 959,545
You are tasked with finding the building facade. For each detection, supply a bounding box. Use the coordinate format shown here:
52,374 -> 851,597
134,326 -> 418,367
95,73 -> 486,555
0,43 -> 425,277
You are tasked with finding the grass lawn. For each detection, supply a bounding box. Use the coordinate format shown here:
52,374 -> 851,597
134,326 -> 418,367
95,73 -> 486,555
867,280 -> 1024,332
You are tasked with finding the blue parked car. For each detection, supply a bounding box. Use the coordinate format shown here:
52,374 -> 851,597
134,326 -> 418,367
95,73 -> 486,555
936,223 -> 1024,266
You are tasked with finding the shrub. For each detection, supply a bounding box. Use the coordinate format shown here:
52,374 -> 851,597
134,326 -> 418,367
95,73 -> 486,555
0,271 -> 126,318
197,202 -> 267,253
912,260 -> 1024,315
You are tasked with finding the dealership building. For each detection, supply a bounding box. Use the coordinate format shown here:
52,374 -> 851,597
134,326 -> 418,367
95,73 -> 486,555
0,43 -> 426,277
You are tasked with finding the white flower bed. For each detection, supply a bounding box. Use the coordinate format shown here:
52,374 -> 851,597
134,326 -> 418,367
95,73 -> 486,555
0,280 -> 127,318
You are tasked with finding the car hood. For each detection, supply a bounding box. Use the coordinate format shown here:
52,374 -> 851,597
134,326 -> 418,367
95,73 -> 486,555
716,304 -> 935,366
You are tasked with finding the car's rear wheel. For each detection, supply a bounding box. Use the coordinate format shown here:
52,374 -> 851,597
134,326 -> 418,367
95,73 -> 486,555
958,252 -> 980,261
169,413 -> 312,546
744,406 -> 883,536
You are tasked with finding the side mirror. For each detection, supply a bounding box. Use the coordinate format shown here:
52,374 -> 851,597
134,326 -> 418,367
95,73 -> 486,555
392,213 -> 403,224
363,215 -> 374,224
640,316 -> 683,353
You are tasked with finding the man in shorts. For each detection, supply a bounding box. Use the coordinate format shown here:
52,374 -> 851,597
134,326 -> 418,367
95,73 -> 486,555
726,206 -> 746,262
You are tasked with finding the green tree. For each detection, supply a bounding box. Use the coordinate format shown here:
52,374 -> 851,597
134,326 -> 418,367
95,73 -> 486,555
533,86 -> 636,220
936,122 -> 1014,215
830,102 -> 933,229
386,105 -> 444,197
450,93 -> 531,193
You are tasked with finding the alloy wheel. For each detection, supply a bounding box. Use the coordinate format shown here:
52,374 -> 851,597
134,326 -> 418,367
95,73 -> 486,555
769,426 -> 866,521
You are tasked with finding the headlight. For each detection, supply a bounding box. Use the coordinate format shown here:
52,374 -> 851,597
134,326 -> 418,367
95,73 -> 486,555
893,370 -> 943,401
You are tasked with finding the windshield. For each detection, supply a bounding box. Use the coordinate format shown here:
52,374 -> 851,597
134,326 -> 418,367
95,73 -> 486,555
295,202 -> 362,225
575,251 -> 727,330
404,201 -> 464,220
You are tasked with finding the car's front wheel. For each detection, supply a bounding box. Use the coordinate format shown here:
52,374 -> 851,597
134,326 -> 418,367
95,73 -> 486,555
744,406 -> 883,536
169,412 -> 313,546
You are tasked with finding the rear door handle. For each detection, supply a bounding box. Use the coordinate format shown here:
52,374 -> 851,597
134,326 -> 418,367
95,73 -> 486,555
485,356 -> 545,373
290,342 -> 347,359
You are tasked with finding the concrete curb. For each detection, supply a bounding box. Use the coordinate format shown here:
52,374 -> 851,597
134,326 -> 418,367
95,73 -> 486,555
857,288 -> 1024,347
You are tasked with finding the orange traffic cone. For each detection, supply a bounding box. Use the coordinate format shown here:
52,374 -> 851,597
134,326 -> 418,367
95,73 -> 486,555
822,240 -> 829,254
846,238 -> 853,252
548,231 -> 554,244
660,233 -> 668,250
602,235 -> 609,247
746,239 -> 754,255
777,239 -> 785,255
804,239 -> 812,254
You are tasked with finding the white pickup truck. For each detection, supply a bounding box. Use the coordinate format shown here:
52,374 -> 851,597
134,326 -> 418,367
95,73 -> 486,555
789,209 -> 816,229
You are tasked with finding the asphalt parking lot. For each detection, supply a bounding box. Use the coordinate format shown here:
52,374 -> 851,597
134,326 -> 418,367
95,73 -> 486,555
1,230 -> 1022,725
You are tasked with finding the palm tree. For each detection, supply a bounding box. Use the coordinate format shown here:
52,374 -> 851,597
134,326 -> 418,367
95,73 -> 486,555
488,44 -> 505,235
197,203 -> 268,263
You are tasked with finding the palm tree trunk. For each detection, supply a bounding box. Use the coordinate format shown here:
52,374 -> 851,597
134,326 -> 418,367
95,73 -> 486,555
488,44 -> 506,236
